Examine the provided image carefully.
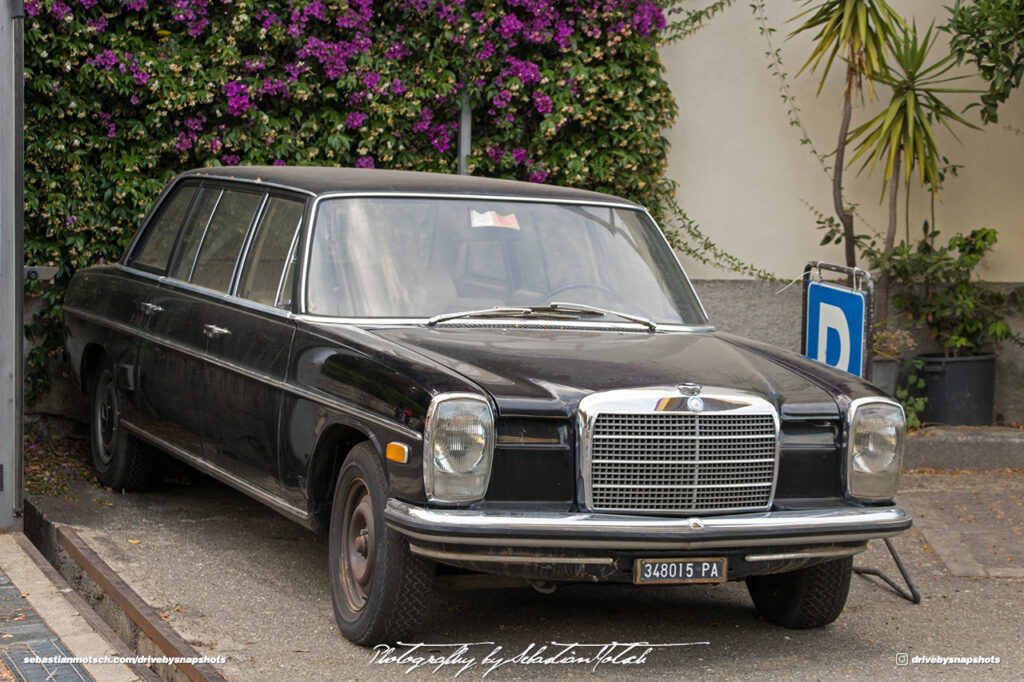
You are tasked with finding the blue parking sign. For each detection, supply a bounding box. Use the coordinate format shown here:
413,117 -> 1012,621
805,281 -> 866,377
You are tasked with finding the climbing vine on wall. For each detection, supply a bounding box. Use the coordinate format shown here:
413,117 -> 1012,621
23,0 -> 758,401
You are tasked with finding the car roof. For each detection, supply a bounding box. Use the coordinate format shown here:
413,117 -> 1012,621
180,166 -> 641,207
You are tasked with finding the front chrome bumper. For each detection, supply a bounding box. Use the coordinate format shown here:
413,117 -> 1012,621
384,499 -> 912,551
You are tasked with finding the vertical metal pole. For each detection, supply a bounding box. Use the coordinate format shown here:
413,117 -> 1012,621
457,90 -> 471,175
0,0 -> 25,530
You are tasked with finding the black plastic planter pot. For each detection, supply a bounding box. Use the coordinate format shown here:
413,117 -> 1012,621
919,353 -> 997,426
870,358 -> 900,397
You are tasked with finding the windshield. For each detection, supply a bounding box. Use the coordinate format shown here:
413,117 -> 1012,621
306,197 -> 707,325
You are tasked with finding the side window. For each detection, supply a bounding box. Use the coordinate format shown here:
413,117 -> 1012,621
167,187 -> 222,281
237,197 -> 305,307
131,184 -> 197,273
190,190 -> 264,292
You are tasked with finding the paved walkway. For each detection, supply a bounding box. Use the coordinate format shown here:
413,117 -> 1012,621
0,534 -> 134,682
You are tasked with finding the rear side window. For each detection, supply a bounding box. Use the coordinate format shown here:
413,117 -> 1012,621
131,184 -> 197,273
167,187 -> 222,281
237,197 -> 305,308
189,190 -> 264,292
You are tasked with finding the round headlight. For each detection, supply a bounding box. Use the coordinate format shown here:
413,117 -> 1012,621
424,395 -> 494,503
848,400 -> 905,499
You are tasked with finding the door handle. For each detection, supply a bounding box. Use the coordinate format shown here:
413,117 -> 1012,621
203,324 -> 231,339
139,302 -> 164,315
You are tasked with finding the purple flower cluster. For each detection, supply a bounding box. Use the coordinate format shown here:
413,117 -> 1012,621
532,91 -> 552,114
223,80 -> 253,116
298,36 -> 373,80
430,121 -> 458,153
259,78 -> 289,97
491,89 -> 512,109
220,154 -> 241,166
170,0 -> 211,38
25,0 -> 40,17
88,50 -> 120,71
412,107 -> 433,133
345,111 -> 367,129
503,56 -> 541,85
97,111 -> 116,138
632,1 -> 666,37
284,62 -> 307,82
257,9 -> 280,29
362,71 -> 381,91
497,14 -> 523,40
336,0 -> 372,30
50,1 -> 73,21
85,49 -> 150,84
126,0 -> 147,11
174,117 -> 204,152
476,41 -> 494,60
86,16 -> 108,32
384,41 -> 410,61
355,156 -> 375,169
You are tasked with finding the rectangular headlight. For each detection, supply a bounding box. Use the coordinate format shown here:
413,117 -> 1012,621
847,398 -> 905,500
423,394 -> 494,503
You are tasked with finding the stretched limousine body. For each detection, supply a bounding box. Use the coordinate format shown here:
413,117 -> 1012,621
64,167 -> 910,644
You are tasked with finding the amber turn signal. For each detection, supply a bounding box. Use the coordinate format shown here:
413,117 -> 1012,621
386,442 -> 410,464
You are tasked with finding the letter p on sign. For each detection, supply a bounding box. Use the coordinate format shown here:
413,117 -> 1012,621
805,282 -> 865,377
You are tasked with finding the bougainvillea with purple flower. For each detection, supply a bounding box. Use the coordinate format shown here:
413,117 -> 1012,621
24,0 -> 732,402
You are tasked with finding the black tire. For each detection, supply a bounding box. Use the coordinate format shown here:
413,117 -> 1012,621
746,557 -> 853,629
89,361 -> 159,491
329,442 -> 435,645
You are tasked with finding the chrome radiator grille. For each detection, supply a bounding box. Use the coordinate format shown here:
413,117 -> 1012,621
588,412 -> 778,513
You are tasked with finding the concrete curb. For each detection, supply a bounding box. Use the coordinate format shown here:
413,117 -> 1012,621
905,426 -> 1024,471
0,532 -> 138,682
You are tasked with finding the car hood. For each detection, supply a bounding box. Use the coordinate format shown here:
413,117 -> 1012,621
369,326 -> 868,419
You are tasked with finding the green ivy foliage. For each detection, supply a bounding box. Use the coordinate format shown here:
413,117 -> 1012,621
945,0 -> 1024,124
23,0 -> 755,401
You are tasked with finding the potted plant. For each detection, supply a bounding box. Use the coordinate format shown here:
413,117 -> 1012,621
871,325 -> 917,396
878,226 -> 1024,425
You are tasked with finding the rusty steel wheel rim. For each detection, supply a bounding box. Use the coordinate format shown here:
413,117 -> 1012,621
339,476 -> 374,612
93,372 -> 117,467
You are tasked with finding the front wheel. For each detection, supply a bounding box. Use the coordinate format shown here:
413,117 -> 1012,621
89,361 -> 158,490
329,442 -> 435,645
746,557 -> 853,629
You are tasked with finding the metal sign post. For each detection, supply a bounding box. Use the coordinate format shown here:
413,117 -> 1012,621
801,264 -> 919,603
801,262 -> 875,381
1,0 -> 25,531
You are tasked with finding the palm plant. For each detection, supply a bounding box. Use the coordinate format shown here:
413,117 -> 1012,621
847,22 -> 978,320
789,0 -> 903,269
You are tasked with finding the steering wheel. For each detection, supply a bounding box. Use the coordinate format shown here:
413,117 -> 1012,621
535,281 -> 614,303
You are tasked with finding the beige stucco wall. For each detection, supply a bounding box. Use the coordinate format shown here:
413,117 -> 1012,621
661,0 -> 1024,282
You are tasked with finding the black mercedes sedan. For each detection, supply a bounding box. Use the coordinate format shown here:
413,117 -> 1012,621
63,166 -> 910,644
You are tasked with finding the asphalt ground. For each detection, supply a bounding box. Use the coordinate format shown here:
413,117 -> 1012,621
23,466 -> 1023,682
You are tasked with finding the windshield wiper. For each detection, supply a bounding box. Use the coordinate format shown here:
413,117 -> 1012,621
426,306 -> 577,326
426,302 -> 658,331
544,301 -> 658,331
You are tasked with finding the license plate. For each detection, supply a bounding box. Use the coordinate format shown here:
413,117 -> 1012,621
634,558 -> 727,584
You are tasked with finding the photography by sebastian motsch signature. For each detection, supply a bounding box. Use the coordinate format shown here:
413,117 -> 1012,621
369,640 -> 711,677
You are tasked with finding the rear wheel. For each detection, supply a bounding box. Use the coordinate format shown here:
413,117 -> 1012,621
746,557 -> 853,629
89,361 -> 159,491
329,442 -> 435,645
